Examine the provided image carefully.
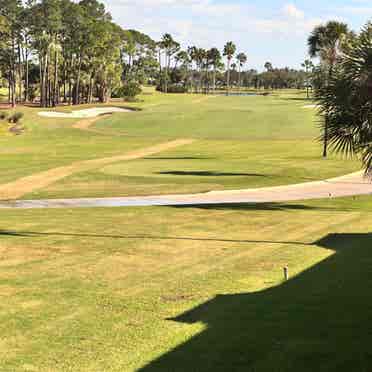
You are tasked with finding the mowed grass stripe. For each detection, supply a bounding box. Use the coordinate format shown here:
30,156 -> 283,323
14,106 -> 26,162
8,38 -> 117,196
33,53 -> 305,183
0,139 -> 194,200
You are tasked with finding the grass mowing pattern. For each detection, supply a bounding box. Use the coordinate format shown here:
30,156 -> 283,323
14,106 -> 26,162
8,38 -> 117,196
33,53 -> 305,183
22,90 -> 359,200
0,196 -> 372,370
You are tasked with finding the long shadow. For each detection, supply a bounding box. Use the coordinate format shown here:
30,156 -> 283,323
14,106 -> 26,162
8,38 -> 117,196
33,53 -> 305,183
140,233 -> 372,371
158,171 -> 268,177
172,202 -> 320,211
280,97 -> 313,102
144,157 -> 212,160
0,229 -> 309,246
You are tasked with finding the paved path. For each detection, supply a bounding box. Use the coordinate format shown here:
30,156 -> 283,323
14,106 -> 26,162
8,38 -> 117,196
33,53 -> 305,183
0,139 -> 194,200
0,171 -> 370,209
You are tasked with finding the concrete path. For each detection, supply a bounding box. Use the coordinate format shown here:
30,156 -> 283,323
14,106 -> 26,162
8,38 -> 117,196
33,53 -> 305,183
0,171 -> 370,209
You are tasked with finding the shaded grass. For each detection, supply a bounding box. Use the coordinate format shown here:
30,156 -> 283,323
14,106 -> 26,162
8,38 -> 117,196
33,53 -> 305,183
0,196 -> 372,370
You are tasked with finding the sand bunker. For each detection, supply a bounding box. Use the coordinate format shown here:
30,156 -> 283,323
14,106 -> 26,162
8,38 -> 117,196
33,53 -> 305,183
38,107 -> 130,118
303,104 -> 318,109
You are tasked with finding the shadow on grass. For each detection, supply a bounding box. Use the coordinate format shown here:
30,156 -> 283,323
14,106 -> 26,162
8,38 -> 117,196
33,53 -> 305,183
280,97 -> 313,102
139,232 -> 372,371
172,202 -> 320,211
0,229 -> 309,246
144,157 -> 212,160
158,171 -> 268,177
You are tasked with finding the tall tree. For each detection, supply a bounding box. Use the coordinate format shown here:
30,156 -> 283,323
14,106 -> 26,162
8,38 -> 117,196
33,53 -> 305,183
301,59 -> 314,99
308,20 -> 350,157
208,47 -> 222,91
0,0 -> 22,107
223,41 -> 236,95
159,33 -> 179,93
236,52 -> 247,92
314,22 -> 372,174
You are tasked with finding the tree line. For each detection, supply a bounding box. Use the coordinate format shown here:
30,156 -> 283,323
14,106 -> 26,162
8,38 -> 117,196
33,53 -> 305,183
156,34 -> 310,94
0,0 -> 312,108
0,0 -> 158,107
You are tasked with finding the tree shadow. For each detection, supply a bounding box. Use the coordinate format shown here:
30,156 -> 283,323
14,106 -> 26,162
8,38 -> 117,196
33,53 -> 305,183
280,97 -> 312,102
172,202 -> 321,211
0,229 -> 309,246
140,233 -> 372,371
144,157 -> 212,160
158,171 -> 268,177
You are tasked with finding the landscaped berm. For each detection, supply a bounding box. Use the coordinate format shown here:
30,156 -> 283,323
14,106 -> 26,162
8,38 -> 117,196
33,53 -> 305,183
1,1 -> 372,371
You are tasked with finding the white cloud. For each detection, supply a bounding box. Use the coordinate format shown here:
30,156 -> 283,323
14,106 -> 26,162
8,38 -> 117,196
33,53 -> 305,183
282,3 -> 305,20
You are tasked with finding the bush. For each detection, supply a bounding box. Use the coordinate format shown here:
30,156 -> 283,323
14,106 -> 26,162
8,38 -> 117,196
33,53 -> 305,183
156,84 -> 188,93
118,81 -> 142,101
8,112 -> 24,124
0,111 -> 8,120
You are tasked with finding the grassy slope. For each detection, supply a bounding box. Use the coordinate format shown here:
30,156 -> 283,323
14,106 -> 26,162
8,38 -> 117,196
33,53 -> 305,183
24,90 -> 359,199
0,105 -> 157,184
0,196 -> 372,371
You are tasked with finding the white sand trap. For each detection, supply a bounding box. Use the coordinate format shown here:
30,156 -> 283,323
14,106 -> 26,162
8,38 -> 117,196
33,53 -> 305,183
38,107 -> 130,118
303,104 -> 318,109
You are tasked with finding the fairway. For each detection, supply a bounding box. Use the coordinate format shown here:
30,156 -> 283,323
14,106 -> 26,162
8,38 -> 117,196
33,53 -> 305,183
0,90 -> 358,200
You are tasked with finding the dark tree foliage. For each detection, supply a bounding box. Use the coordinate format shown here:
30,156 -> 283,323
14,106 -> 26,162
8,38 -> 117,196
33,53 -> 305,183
314,22 -> 372,173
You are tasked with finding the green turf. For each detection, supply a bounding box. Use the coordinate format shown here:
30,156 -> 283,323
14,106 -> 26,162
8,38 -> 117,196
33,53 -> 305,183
14,89 -> 358,200
0,196 -> 372,371
0,89 -> 369,371
0,104 -> 157,184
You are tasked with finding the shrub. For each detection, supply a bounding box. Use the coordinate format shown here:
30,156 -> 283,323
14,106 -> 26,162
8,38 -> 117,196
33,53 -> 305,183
8,112 -> 24,124
27,86 -> 37,102
118,81 -> 142,101
156,84 -> 188,93
0,111 -> 8,120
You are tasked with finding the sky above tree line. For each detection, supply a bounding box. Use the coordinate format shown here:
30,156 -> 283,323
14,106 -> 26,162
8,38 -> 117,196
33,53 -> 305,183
102,0 -> 371,70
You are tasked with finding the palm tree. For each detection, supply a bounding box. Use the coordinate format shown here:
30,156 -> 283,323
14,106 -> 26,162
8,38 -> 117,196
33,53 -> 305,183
314,22 -> 372,174
264,61 -> 273,72
301,59 -> 314,99
223,41 -> 236,95
208,47 -> 221,91
160,33 -> 180,93
236,52 -> 247,92
308,21 -> 349,157
189,47 -> 206,93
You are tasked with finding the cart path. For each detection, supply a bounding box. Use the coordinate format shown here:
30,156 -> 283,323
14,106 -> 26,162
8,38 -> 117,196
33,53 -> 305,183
0,170 -> 370,209
0,139 -> 194,200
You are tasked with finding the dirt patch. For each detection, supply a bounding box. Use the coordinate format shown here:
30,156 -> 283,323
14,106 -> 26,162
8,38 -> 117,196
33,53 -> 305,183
73,114 -> 110,130
0,139 -> 195,200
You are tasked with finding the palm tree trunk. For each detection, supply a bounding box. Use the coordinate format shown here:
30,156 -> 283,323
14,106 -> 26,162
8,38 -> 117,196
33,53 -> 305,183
226,59 -> 231,96
213,66 -> 216,91
53,48 -> 58,107
323,64 -> 334,158
238,65 -> 241,93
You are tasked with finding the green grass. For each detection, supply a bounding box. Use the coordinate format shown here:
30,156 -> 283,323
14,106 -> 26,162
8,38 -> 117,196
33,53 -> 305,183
0,196 -> 372,371
9,89 -> 358,200
0,104 -> 158,184
0,87 -> 7,101
0,88 -> 370,371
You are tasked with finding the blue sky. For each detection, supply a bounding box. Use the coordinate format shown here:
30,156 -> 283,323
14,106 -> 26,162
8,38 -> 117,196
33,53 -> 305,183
102,0 -> 372,70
